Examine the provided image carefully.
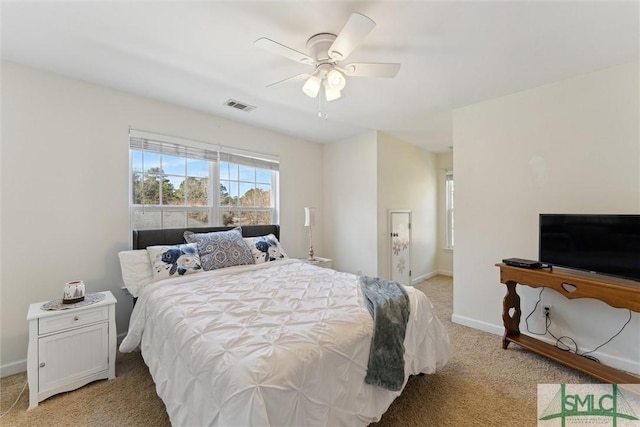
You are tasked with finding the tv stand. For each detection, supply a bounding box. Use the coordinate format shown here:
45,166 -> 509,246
496,263 -> 640,384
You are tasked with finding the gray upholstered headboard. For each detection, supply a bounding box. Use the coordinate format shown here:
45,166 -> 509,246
132,225 -> 280,250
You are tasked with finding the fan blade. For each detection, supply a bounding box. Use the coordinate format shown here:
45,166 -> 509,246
254,38 -> 314,64
265,73 -> 310,88
328,13 -> 376,61
342,62 -> 400,78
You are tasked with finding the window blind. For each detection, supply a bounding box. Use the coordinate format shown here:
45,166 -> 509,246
129,137 -> 219,162
129,130 -> 279,170
219,151 -> 279,171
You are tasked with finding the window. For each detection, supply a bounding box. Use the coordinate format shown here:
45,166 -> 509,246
130,130 -> 279,231
445,170 -> 454,249
218,152 -> 277,226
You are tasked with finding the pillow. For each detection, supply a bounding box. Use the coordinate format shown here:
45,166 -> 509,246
147,243 -> 203,281
244,234 -> 288,264
184,227 -> 254,271
118,249 -> 153,297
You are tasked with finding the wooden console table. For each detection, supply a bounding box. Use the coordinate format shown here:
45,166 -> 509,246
497,263 -> 640,384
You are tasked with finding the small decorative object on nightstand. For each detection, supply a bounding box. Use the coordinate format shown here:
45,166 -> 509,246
63,280 -> 85,304
27,290 -> 117,409
300,257 -> 333,269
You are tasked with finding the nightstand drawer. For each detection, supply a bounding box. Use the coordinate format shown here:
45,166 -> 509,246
39,306 -> 108,335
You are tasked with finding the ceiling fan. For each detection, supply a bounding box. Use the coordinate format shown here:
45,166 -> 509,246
254,13 -> 400,102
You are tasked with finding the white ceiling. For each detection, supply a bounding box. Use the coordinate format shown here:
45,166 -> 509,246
2,1 -> 638,153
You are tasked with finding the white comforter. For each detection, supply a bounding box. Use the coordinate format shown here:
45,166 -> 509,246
120,259 -> 449,426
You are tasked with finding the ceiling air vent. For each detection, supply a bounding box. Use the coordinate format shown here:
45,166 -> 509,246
224,99 -> 256,112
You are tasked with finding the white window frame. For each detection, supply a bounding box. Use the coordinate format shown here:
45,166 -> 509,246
217,151 -> 279,227
129,129 -> 279,231
445,170 -> 454,250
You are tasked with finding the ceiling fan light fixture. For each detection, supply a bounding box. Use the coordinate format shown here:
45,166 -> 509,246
255,12 -> 400,109
302,75 -> 322,98
323,82 -> 342,102
326,69 -> 346,91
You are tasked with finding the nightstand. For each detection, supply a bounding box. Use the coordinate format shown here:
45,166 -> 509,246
27,291 -> 117,409
300,257 -> 333,269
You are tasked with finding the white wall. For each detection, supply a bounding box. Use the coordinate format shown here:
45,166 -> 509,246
0,61 -> 324,375
377,133 -> 438,282
436,152 -> 453,276
453,61 -> 640,374
323,132 -> 378,275
323,132 -> 439,281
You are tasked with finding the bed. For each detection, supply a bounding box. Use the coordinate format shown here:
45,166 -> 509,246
119,225 -> 450,426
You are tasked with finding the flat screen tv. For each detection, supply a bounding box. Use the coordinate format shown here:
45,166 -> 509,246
539,214 -> 640,282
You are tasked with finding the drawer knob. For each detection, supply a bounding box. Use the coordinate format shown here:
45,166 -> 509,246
74,316 -> 79,321
39,362 -> 45,368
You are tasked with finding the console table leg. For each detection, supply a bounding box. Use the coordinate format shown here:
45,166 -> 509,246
502,280 -> 521,349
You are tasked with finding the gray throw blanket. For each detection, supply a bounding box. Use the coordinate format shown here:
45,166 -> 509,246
359,276 -> 410,391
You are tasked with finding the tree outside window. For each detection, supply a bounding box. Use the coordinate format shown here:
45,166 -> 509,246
130,136 -> 278,231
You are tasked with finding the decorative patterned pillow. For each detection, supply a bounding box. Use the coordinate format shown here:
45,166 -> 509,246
244,234 -> 288,264
184,227 -> 254,270
147,243 -> 203,281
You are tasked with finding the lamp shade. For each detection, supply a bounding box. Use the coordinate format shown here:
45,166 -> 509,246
326,69 -> 346,91
304,207 -> 316,227
324,82 -> 342,102
302,75 -> 321,98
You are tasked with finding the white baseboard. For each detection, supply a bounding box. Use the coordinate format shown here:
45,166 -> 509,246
411,270 -> 453,285
412,272 -> 435,285
451,314 -> 640,376
1,332 -> 129,378
451,314 -> 504,336
1,359 -> 27,378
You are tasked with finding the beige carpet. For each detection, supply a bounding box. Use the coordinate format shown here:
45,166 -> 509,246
1,275 -> 594,426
